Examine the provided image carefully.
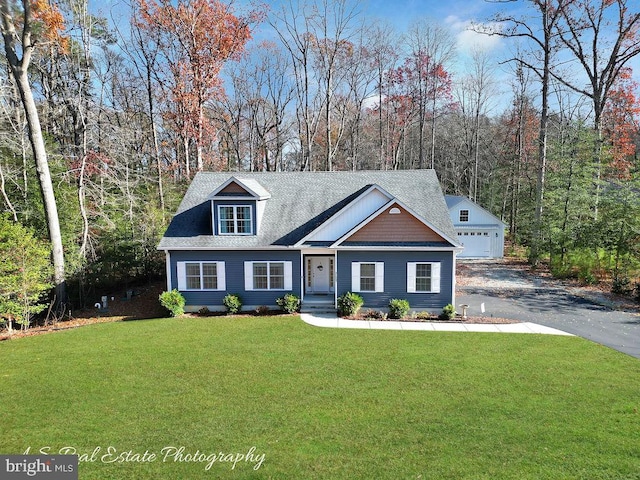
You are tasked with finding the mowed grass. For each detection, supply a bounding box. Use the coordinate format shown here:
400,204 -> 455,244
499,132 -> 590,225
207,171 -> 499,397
1,316 -> 639,479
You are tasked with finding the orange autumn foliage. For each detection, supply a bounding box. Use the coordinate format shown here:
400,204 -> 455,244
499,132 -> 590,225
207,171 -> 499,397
30,0 -> 68,52
134,0 -> 261,171
602,68 -> 640,180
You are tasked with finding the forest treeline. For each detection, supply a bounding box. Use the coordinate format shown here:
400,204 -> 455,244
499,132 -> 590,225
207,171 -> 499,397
1,0 -> 639,326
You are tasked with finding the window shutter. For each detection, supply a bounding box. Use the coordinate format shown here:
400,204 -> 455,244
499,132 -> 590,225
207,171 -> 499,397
351,262 -> 360,292
244,262 -> 253,291
407,262 -> 416,293
284,261 -> 293,290
177,262 -> 186,290
431,262 -> 441,293
374,262 -> 384,293
217,261 -> 226,291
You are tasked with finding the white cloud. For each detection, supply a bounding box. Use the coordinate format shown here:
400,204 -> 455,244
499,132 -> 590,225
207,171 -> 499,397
445,15 -> 503,55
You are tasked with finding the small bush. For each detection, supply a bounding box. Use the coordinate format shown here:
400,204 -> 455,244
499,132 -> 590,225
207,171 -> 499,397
198,306 -> 211,316
159,289 -> 185,317
276,293 -> 301,314
255,305 -> 271,316
440,304 -> 456,320
578,268 -> 598,286
388,299 -> 410,319
363,309 -> 386,320
612,276 -> 632,295
337,292 -> 364,317
223,294 -> 242,314
415,311 -> 433,320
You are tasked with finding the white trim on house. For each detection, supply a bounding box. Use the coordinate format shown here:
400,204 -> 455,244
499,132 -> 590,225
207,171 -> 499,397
451,253 -> 457,308
165,251 -> 171,291
351,261 -> 384,293
208,176 -> 271,200
244,260 -> 293,291
177,261 -> 226,291
217,204 -> 253,235
406,262 -> 441,294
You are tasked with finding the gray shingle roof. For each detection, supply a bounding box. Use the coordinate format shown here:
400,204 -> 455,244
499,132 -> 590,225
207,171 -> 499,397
158,170 -> 458,249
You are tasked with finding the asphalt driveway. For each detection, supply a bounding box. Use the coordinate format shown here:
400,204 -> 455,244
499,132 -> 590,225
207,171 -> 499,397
457,260 -> 640,359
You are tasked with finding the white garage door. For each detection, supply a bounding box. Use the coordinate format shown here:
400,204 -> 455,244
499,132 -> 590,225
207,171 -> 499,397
458,231 -> 492,258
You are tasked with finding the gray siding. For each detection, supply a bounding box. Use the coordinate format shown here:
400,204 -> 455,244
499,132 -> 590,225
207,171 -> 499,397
169,250 -> 301,310
336,250 -> 454,311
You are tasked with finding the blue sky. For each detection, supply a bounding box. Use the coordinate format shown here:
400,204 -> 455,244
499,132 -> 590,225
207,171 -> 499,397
98,0 -> 639,112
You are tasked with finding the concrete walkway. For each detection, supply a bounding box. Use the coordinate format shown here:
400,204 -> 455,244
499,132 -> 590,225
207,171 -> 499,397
300,313 -> 573,336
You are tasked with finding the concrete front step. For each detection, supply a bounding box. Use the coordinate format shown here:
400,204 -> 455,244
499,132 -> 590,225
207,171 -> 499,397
301,303 -> 336,314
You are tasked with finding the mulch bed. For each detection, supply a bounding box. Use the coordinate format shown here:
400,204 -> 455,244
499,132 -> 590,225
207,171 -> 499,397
1,282 -> 167,342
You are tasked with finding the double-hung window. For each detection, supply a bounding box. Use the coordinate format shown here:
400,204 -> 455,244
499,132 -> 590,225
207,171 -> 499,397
459,210 -> 469,222
407,262 -> 440,293
218,205 -> 252,234
351,262 -> 384,293
177,261 -> 226,291
244,261 -> 292,290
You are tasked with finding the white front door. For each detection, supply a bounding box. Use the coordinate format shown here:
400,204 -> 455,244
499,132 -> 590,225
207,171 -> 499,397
309,257 -> 331,293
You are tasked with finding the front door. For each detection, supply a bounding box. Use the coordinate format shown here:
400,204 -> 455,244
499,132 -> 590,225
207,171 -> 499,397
308,257 -> 331,293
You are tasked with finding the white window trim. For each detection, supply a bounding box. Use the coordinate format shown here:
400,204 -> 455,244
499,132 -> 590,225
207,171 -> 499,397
244,261 -> 293,291
217,205 -> 253,235
351,262 -> 384,293
407,262 -> 440,294
177,261 -> 226,291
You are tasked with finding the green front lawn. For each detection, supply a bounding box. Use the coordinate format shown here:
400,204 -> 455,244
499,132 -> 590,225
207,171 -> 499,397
1,316 -> 639,479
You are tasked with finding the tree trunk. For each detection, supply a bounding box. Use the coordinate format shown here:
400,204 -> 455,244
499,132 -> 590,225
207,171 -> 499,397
15,68 -> 67,304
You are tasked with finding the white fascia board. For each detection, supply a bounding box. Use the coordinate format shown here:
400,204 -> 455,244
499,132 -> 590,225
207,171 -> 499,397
208,176 -> 271,200
331,198 -> 462,248
300,247 -> 337,255
293,184 -> 393,247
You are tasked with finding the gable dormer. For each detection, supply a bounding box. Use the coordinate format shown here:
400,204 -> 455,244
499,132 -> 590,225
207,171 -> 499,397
209,177 -> 270,236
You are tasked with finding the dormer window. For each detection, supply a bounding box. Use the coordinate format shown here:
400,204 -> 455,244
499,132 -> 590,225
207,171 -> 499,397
218,205 -> 252,235
209,177 -> 270,236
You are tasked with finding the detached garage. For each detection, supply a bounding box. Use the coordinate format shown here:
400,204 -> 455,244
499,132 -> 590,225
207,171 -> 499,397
445,196 -> 506,258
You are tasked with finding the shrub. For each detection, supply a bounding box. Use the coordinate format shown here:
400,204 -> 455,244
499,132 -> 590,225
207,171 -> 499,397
363,309 -> 386,320
223,294 -> 242,314
0,215 -> 53,331
276,293 -> 301,314
337,292 -> 364,317
255,305 -> 271,316
159,289 -> 185,317
415,311 -> 432,321
612,276 -> 632,295
388,299 -> 410,319
440,304 -> 456,320
198,306 -> 211,316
